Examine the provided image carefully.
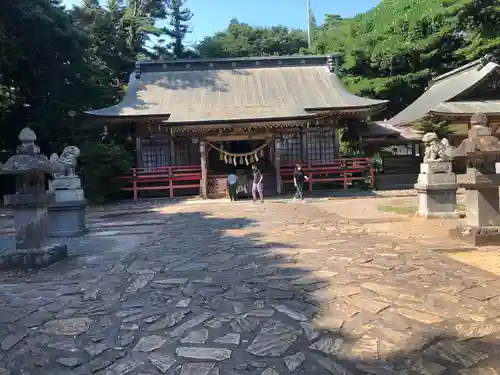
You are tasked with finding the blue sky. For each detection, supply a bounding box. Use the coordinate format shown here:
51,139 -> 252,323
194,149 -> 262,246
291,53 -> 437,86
62,0 -> 380,45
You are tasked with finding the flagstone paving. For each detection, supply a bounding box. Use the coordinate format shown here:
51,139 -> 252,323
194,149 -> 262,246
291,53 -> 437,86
1,199 -> 500,374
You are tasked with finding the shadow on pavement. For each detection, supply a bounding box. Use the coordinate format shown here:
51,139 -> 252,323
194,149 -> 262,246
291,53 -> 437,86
0,208 -> 499,374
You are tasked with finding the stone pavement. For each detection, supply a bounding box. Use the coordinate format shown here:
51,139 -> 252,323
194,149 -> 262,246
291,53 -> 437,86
1,200 -> 500,374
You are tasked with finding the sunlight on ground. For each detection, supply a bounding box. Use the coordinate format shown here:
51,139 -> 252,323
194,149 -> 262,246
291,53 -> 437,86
378,203 -> 465,216
379,205 -> 416,215
155,206 -> 185,214
446,250 -> 500,276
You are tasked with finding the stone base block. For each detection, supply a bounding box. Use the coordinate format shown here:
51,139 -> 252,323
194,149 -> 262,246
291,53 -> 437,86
48,200 -> 86,237
416,211 -> 460,219
420,161 -> 452,174
415,185 -> 458,218
54,188 -> 85,202
0,244 -> 67,270
449,225 -> 500,246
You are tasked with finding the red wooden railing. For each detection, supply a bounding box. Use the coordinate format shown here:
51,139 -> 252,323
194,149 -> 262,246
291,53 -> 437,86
120,166 -> 201,200
280,158 -> 374,191
120,158 -> 373,200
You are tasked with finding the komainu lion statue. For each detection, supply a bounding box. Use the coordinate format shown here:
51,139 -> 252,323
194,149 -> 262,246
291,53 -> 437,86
50,146 -> 80,178
422,132 -> 453,162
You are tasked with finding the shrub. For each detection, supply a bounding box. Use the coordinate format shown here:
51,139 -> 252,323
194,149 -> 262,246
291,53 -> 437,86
79,141 -> 133,203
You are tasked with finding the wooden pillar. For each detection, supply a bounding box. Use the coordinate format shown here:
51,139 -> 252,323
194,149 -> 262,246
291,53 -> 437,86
199,140 -> 208,199
169,130 -> 175,166
301,131 -> 308,165
275,138 -> 282,195
135,136 -> 143,168
333,126 -> 340,158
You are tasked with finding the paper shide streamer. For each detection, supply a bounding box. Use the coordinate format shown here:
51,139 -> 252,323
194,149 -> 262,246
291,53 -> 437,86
208,138 -> 273,165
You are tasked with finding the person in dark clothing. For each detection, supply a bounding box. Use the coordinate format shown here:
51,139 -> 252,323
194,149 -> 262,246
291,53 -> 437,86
227,172 -> 238,201
293,164 -> 308,200
251,164 -> 264,203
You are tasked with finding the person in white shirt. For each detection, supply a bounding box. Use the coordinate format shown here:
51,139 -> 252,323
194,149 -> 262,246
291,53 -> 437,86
227,172 -> 238,201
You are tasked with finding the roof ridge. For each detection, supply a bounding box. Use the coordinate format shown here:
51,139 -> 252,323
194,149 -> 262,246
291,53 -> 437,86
137,55 -> 336,65
430,54 -> 497,86
135,55 -> 342,73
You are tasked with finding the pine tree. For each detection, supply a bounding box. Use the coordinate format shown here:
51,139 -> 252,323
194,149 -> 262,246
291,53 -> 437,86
121,0 -> 166,58
413,118 -> 453,139
164,0 -> 193,58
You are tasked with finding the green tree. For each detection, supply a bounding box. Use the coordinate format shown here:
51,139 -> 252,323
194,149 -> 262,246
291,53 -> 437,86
445,0 -> 500,59
121,0 -> 168,58
0,0 -> 119,153
196,20 -> 308,58
311,0 -> 500,119
164,0 -> 194,58
70,0 -> 134,83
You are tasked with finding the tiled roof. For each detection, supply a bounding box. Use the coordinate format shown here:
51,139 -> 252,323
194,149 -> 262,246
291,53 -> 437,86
387,56 -> 499,126
430,100 -> 500,115
86,56 -> 387,123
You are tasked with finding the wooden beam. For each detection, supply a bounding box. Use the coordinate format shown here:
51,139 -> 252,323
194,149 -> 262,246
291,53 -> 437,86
203,134 -> 270,141
199,141 -> 208,199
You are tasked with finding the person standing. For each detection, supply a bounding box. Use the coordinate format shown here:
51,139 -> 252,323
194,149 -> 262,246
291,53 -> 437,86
293,164 -> 308,200
251,164 -> 264,203
227,172 -> 238,201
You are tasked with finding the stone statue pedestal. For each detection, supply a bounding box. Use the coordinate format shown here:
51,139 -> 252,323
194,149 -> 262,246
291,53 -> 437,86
48,176 -> 87,237
0,192 -> 67,270
414,161 -> 459,218
450,169 -> 500,246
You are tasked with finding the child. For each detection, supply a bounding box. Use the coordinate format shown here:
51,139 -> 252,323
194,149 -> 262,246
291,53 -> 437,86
293,164 -> 308,200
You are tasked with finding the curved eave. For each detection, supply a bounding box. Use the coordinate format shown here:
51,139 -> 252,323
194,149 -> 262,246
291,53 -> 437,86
84,112 -> 171,124
305,102 -> 388,116
304,100 -> 388,112
428,110 -> 500,118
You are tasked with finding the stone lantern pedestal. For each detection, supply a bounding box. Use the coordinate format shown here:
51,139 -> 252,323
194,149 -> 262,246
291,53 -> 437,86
451,169 -> 500,246
415,161 -> 458,218
448,112 -> 500,246
3,191 -> 67,269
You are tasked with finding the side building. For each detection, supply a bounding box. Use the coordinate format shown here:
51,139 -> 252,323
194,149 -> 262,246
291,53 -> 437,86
86,55 -> 387,198
363,55 -> 500,188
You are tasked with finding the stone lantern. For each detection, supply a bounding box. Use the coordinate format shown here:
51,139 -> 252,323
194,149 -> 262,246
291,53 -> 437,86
449,112 -> 500,245
0,127 -> 67,269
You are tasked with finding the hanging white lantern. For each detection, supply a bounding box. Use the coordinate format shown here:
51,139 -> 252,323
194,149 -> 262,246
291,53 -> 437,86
254,151 -> 259,161
233,157 -> 237,166
245,156 -> 249,165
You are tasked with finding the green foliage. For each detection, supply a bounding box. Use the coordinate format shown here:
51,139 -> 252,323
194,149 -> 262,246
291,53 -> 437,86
79,142 -> 133,203
0,0 -> 121,153
312,0 -> 500,118
371,153 -> 384,173
195,20 -> 308,58
1,0 -> 499,203
413,119 -> 453,139
163,0 -> 194,58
